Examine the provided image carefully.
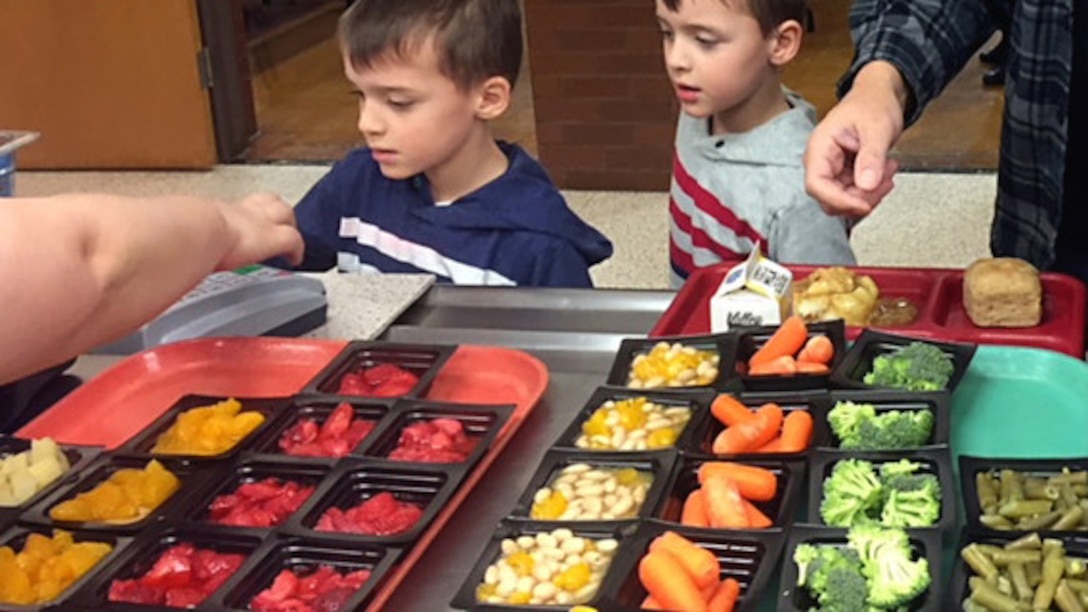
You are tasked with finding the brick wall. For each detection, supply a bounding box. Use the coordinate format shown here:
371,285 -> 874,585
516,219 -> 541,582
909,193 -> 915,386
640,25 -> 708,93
524,0 -> 678,191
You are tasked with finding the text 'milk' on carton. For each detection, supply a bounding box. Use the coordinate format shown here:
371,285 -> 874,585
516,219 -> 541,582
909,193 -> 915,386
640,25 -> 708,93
709,247 -> 792,332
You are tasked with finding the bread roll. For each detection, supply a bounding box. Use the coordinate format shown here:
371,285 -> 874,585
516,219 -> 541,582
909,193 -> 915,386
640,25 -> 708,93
963,257 -> 1042,327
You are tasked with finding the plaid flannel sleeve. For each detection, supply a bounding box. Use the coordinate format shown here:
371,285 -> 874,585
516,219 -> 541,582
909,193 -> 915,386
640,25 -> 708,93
838,0 -> 998,125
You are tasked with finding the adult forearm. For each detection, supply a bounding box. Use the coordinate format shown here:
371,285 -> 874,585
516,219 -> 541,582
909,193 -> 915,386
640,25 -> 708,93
0,194 -> 235,381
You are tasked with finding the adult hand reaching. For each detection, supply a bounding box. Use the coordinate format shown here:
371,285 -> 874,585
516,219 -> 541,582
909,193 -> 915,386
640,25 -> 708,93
216,193 -> 304,271
804,61 -> 910,217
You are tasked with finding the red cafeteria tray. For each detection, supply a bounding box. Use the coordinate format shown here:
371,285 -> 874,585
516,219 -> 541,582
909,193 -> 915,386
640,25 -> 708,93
651,263 -> 1087,357
16,337 -> 549,612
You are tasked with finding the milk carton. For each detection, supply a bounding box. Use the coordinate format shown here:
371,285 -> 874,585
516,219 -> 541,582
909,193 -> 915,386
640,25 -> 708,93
709,247 -> 793,331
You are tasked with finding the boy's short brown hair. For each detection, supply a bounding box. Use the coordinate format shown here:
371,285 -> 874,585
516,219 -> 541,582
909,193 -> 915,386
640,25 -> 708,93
660,0 -> 806,35
339,0 -> 522,91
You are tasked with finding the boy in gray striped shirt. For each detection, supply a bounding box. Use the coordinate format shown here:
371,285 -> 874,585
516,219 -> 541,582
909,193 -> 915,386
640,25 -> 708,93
656,0 -> 855,287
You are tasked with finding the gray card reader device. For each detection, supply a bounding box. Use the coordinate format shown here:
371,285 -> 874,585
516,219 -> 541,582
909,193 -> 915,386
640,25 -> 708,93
94,265 -> 328,355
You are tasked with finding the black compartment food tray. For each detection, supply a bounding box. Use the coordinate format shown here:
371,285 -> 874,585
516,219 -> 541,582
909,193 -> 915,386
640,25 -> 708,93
21,455 -> 221,534
211,534 -> 403,612
806,447 -> 956,533
552,385 -> 716,453
830,329 -> 976,393
813,389 -> 951,450
0,525 -> 131,611
944,528 -> 1088,610
359,398 -> 514,471
281,459 -> 464,546
959,454 -> 1088,535
734,319 -> 846,392
0,435 -> 103,513
604,519 -> 786,612
509,448 -> 679,521
247,395 -> 393,459
118,395 -> 288,460
657,454 -> 804,529
301,340 -> 457,398
687,390 -> 832,459
605,333 -> 741,392
175,457 -> 334,532
777,524 -> 944,611
70,524 -> 263,610
450,518 -> 639,610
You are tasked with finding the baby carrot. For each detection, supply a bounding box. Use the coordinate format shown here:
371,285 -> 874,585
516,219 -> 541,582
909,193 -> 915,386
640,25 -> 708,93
794,360 -> 829,374
639,550 -> 708,612
698,462 -> 778,501
681,489 -> 710,527
748,355 -> 798,376
702,474 -> 750,529
711,394 -> 755,427
743,499 -> 773,528
778,410 -> 814,453
641,594 -> 665,610
707,577 -> 741,612
797,334 -> 834,365
754,436 -> 784,453
712,404 -> 783,455
650,531 -> 720,589
748,315 -> 807,369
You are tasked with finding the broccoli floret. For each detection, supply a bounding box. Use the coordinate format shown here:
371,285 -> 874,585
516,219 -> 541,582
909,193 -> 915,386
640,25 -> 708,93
821,459 -> 884,527
795,543 -> 868,611
827,401 -> 877,447
853,409 -> 934,450
848,525 -> 931,608
881,487 -> 941,527
863,342 -> 954,391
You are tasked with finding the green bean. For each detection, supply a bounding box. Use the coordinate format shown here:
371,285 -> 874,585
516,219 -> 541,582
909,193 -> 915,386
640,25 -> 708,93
1002,469 -> 1025,502
963,543 -> 1001,581
971,576 -> 1031,611
979,471 -> 1000,508
1050,471 -> 1088,486
1056,579 -> 1087,612
1034,542 -> 1066,609
1055,505 -> 1087,531
993,549 -> 1043,566
1069,578 -> 1088,593
1004,532 -> 1043,551
1080,500 -> 1088,526
1073,484 -> 1088,496
1001,499 -> 1055,518
1018,510 -> 1063,531
1062,483 -> 1082,508
962,600 -> 989,612
1008,562 -> 1034,602
1028,560 -> 1043,587
982,514 -> 1016,529
1024,477 -> 1052,500
1068,561 -> 1088,578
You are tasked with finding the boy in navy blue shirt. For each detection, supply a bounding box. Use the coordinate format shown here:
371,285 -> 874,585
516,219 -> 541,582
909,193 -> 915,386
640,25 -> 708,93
292,0 -> 613,287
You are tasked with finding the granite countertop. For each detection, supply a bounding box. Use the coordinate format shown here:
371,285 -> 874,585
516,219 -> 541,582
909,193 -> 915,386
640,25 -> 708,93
301,271 -> 436,341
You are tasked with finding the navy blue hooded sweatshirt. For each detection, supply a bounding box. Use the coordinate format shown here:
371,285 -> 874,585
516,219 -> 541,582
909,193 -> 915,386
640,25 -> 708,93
292,142 -> 613,287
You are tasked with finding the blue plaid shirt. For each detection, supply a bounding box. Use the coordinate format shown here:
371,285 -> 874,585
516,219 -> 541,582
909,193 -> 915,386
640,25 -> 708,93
839,0 -> 1075,270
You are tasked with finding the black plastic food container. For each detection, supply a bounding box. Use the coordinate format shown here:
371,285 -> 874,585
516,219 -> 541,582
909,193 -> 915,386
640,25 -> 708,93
508,448 -> 679,521
734,320 -> 846,392
830,329 -> 976,394
249,396 -> 393,459
552,385 -> 716,453
360,399 -> 513,470
282,460 -> 462,546
604,519 -> 786,612
301,341 -> 457,398
959,454 -> 1088,536
118,395 -> 288,460
606,333 -> 741,392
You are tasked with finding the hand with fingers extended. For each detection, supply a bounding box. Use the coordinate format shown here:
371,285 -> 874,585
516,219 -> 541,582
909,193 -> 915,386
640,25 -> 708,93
216,193 -> 304,271
804,61 -> 910,218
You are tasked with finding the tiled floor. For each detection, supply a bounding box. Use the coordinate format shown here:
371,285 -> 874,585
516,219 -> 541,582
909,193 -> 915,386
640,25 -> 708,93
14,167 -> 994,290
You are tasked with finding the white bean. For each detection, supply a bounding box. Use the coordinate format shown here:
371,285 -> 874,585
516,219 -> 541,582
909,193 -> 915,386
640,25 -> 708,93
562,537 -> 586,554
533,488 -> 552,504
532,581 -> 557,601
597,538 -> 619,553
516,535 -> 535,549
516,575 -> 534,593
501,538 -> 518,554
484,565 -> 498,585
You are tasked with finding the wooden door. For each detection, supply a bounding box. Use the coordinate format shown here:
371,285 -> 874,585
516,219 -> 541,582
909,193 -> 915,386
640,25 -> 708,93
0,0 -> 216,168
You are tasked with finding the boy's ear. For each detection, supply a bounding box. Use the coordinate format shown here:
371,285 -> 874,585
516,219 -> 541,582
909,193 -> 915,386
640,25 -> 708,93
475,76 -> 512,120
767,19 -> 803,67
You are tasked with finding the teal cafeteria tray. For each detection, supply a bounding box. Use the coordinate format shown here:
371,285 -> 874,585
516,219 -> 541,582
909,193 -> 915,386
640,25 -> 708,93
951,344 -> 1088,460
